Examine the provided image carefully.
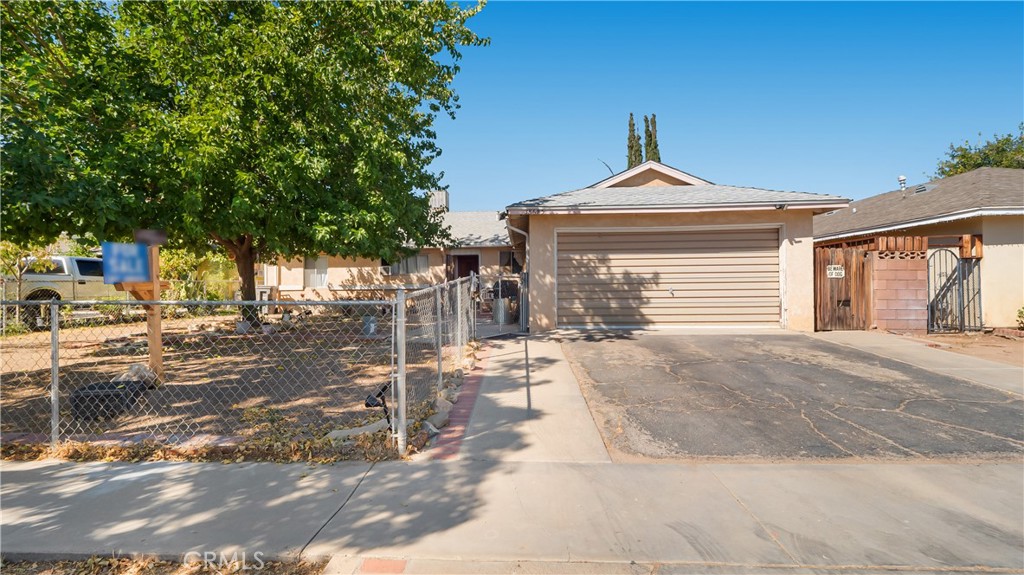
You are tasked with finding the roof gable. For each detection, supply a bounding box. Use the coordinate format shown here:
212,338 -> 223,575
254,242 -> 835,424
591,161 -> 712,188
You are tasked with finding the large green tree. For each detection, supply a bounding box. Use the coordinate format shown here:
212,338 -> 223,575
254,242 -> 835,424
2,1 -> 486,308
935,124 -> 1024,177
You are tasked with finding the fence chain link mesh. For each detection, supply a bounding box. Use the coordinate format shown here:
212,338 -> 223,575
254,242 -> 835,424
2,277 -> 477,456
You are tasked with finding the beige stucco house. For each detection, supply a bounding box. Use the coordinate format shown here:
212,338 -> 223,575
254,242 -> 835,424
814,167 -> 1024,328
263,198 -> 519,300
504,161 -> 848,331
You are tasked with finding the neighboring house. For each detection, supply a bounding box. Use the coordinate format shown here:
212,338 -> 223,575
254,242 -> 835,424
263,193 -> 519,299
504,161 -> 848,331
814,167 -> 1024,330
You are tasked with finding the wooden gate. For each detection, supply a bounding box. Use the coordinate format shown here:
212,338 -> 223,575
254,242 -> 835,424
814,246 -> 872,331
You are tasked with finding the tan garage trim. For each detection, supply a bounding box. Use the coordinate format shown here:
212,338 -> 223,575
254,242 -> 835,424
555,227 -> 782,327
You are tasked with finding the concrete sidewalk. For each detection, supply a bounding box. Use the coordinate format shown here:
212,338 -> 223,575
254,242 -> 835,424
813,330 -> 1023,396
2,335 -> 1023,574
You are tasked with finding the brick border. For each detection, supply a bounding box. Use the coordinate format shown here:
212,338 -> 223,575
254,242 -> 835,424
430,344 -> 491,461
357,558 -> 408,574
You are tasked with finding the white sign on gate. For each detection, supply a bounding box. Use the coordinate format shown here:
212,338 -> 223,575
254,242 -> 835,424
826,265 -> 846,279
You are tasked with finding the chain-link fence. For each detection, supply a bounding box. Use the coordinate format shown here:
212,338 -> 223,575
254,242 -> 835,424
1,276 -> 475,456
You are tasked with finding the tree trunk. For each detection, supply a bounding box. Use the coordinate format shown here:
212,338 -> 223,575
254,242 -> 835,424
213,233 -> 260,324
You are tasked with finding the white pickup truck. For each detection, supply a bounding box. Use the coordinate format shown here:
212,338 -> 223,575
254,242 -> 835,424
3,256 -> 121,302
3,256 -> 127,328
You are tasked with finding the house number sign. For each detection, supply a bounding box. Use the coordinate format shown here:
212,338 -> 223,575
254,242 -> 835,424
826,265 -> 845,279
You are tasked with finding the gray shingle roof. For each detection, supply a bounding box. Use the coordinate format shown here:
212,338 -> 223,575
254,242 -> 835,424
443,211 -> 510,247
507,184 -> 846,211
814,168 -> 1024,239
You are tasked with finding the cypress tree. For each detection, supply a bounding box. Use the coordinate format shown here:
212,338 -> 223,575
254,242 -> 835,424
627,113 -> 643,168
643,115 -> 653,161
649,114 -> 661,162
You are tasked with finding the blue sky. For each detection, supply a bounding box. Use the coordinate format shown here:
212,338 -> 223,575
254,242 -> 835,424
430,1 -> 1024,211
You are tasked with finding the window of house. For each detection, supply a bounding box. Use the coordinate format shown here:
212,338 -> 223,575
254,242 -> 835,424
383,254 -> 429,275
303,256 -> 328,288
263,264 -> 279,286
499,251 -> 522,274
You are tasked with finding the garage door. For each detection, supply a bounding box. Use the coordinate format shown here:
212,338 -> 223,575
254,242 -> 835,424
556,228 -> 780,327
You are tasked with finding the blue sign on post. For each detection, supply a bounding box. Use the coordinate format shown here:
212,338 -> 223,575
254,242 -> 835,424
102,242 -> 151,284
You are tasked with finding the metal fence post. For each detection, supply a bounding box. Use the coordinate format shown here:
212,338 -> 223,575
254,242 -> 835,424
396,289 -> 408,454
435,286 -> 444,391
456,280 -> 464,352
50,301 -> 60,448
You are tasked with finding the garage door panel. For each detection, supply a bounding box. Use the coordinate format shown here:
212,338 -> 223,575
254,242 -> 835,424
559,273 -> 779,285
556,228 -> 781,327
561,284 -> 774,294
557,313 -> 782,326
558,230 -> 779,247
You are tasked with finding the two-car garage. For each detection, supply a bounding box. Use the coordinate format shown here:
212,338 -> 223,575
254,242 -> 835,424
555,228 -> 782,328
503,161 -> 848,332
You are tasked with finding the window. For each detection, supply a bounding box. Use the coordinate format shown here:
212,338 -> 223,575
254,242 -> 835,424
263,264 -> 279,286
383,254 -> 429,275
74,259 -> 104,277
303,256 -> 328,288
29,259 -> 66,274
499,251 -> 522,274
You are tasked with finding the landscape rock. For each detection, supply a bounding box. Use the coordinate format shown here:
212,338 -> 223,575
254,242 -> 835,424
325,418 -> 389,443
422,421 -> 441,437
113,363 -> 159,386
434,396 -> 453,413
426,410 -> 450,430
409,430 -> 430,451
443,388 -> 459,404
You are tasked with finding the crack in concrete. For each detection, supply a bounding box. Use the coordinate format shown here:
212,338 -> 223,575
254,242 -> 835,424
800,409 -> 856,456
818,410 -> 923,457
842,405 -> 1024,448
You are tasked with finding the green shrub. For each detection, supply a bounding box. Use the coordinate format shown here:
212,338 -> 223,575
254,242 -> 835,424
1017,306 -> 1024,330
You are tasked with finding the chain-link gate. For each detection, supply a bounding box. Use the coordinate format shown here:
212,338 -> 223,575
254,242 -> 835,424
2,276 -> 477,455
474,272 -> 526,338
927,248 -> 983,333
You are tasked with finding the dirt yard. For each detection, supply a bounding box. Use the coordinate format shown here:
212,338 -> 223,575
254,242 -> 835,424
0,312 -> 431,442
913,332 -> 1024,367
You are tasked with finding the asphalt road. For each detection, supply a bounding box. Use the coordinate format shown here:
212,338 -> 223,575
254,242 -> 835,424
562,332 -> 1024,461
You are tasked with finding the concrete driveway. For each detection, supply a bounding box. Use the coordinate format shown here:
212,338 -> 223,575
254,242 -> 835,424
562,331 -> 1024,461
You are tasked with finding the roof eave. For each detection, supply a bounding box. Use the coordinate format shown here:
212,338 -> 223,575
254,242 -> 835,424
507,200 -> 849,216
814,207 -> 1024,242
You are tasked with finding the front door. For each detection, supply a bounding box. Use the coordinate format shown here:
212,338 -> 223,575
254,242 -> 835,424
454,255 -> 479,279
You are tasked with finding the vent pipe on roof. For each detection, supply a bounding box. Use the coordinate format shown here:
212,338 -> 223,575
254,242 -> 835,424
898,175 -> 907,191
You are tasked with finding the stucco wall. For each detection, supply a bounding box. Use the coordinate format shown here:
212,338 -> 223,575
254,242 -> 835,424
981,216 -> 1024,327
266,246 -> 511,300
525,210 -> 816,332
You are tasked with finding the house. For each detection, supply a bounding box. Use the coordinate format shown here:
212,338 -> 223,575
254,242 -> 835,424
813,167 -> 1024,330
263,193 -> 519,299
503,161 -> 849,331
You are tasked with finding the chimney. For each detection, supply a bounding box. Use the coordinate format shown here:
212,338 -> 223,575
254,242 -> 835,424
898,175 -> 907,191
429,190 -> 449,212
